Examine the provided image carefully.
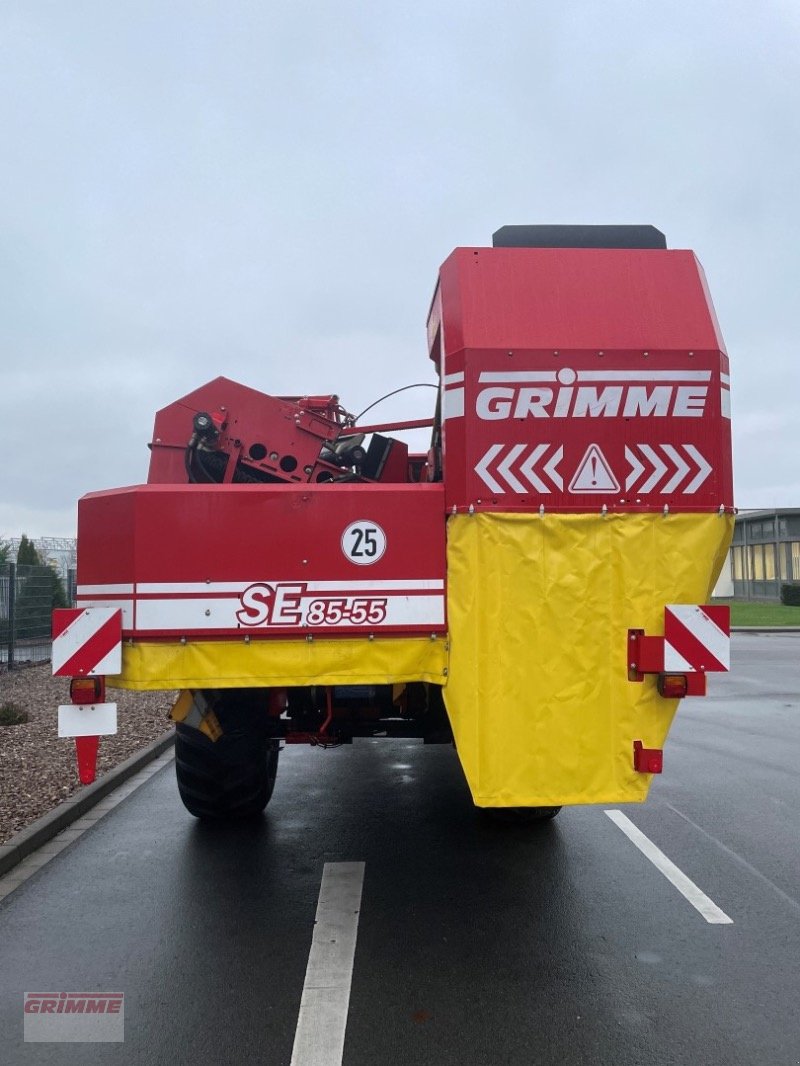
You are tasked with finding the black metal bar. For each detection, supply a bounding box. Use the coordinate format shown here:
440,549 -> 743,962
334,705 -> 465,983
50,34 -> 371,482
8,562 -> 16,670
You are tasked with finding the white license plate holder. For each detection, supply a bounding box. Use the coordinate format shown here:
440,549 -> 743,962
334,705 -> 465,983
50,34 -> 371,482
58,703 -> 118,738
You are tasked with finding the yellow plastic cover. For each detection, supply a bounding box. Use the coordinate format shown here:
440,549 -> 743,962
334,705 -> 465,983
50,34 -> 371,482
112,635 -> 447,691
443,511 -> 732,807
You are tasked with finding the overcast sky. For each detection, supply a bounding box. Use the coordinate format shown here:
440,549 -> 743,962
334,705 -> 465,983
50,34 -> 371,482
1,0 -> 798,538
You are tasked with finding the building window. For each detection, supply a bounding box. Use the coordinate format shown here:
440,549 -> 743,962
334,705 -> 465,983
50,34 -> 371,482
792,542 -> 800,580
751,544 -> 764,580
748,519 -> 775,541
732,546 -> 744,581
764,544 -> 776,581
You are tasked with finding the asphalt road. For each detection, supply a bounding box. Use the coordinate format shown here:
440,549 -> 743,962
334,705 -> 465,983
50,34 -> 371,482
1,633 -> 798,1065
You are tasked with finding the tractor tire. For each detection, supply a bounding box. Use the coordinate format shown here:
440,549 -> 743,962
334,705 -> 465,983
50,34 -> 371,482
175,722 -> 279,820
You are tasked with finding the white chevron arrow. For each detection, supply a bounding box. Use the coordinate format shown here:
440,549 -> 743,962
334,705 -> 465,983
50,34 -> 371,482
519,444 -> 550,492
661,444 -> 691,493
639,444 -> 667,493
683,444 -> 712,493
625,446 -> 645,491
475,444 -> 505,493
497,444 -> 528,492
543,445 -> 563,490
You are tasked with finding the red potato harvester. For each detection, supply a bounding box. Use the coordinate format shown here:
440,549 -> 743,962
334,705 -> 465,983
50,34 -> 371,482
53,225 -> 733,819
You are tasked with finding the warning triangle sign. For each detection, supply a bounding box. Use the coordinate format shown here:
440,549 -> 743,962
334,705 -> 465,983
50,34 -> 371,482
568,444 -> 620,493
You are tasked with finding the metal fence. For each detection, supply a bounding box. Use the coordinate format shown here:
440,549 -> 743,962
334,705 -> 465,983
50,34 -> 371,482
0,563 -> 75,669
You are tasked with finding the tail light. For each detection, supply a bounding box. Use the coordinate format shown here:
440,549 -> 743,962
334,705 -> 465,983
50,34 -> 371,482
69,677 -> 105,705
656,672 -> 707,698
658,673 -> 688,699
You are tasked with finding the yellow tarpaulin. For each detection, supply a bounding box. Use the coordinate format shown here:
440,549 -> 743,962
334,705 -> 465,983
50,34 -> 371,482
112,635 -> 447,691
443,511 -> 732,807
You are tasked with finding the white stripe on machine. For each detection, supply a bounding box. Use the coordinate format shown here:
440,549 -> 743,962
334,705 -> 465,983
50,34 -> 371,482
76,583 -> 134,596
479,371 -> 558,383
73,598 -> 135,630
443,387 -> 464,420
135,593 -> 445,631
132,578 -> 444,595
442,371 -> 464,386
576,370 -> 711,382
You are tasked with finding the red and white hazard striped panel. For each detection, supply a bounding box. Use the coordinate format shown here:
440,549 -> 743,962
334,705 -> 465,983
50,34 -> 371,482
52,607 -> 122,677
663,604 -> 730,673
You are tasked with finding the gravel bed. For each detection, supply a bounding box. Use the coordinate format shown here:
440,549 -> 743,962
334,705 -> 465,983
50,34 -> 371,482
0,664 -> 175,844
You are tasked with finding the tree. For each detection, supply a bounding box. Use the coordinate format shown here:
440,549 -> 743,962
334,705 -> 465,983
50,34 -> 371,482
11,536 -> 69,640
17,535 -> 41,565
48,567 -> 69,609
0,540 -> 10,565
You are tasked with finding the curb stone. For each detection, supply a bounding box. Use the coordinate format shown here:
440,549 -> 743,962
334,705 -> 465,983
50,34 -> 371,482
0,730 -> 175,878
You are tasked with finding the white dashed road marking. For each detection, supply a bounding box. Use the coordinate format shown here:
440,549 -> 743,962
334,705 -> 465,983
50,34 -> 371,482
291,862 -> 365,1066
606,809 -> 733,924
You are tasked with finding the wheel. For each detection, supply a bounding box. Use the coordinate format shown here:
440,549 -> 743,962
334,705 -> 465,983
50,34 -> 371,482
174,692 -> 280,819
175,724 -> 279,819
479,806 -> 562,823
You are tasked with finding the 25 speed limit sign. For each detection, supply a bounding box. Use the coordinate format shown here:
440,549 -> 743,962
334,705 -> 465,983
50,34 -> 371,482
341,521 -> 387,565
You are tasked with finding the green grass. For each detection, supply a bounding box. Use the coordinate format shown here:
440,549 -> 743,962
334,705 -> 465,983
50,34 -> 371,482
713,599 -> 800,627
